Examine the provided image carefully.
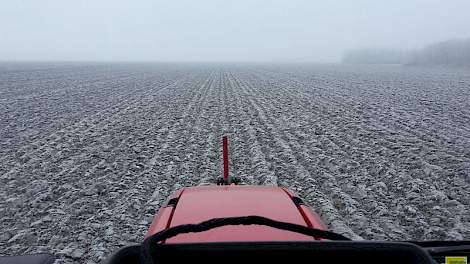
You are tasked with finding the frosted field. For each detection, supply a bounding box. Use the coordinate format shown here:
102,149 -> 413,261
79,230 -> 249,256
1,63 -> 469,263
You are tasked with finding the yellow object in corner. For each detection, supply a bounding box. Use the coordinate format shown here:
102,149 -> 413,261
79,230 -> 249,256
445,256 -> 467,264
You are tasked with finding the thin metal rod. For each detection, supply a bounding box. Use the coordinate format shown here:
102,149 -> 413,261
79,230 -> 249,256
223,136 -> 230,184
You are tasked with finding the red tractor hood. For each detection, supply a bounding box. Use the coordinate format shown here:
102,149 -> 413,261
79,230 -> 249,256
146,185 -> 326,243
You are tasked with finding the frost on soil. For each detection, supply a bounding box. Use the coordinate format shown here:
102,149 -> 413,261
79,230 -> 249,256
0,63 -> 469,263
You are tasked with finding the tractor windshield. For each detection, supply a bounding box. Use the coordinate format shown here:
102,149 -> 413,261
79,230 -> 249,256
1,1 -> 469,263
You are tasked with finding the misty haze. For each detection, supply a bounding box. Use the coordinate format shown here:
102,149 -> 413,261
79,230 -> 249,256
1,1 -> 470,263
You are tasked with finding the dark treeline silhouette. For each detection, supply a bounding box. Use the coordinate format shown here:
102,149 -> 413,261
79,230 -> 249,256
342,38 -> 470,66
407,39 -> 470,66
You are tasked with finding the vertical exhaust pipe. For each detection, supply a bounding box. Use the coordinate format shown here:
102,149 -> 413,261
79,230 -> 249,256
222,136 -> 230,184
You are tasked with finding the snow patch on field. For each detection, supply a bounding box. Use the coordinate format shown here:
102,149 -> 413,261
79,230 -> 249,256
0,63 -> 469,263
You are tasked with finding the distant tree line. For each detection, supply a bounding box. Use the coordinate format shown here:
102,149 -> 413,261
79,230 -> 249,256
342,49 -> 405,64
407,39 -> 470,66
342,38 -> 470,66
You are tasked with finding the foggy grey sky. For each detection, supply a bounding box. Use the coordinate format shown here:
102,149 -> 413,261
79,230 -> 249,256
1,0 -> 470,63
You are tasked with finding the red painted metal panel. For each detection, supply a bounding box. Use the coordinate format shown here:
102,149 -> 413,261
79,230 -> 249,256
164,185 -> 317,243
146,186 -> 328,243
145,189 -> 185,238
145,207 -> 174,238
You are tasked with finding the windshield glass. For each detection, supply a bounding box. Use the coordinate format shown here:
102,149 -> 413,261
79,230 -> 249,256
0,1 -> 469,263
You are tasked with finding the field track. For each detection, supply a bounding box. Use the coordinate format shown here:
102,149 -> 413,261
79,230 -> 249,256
1,63 -> 469,263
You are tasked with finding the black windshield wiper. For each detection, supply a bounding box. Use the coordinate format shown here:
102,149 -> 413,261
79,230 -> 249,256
140,215 -> 350,264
